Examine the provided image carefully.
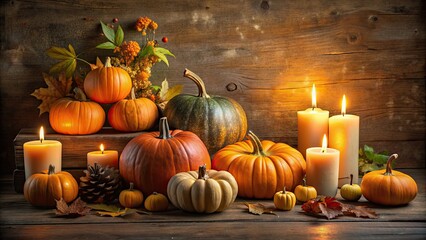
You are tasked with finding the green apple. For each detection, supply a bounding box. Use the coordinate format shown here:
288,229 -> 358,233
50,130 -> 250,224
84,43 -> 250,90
340,174 -> 362,201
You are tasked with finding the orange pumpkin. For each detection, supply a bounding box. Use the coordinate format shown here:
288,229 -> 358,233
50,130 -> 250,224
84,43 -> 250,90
119,182 -> 144,208
108,89 -> 159,132
212,131 -> 306,199
84,57 -> 132,104
24,165 -> 79,208
361,154 -> 418,206
49,96 -> 105,135
120,117 -> 211,197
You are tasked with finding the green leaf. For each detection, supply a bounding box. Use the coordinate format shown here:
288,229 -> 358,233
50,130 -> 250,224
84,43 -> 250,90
49,59 -> 74,76
65,59 -> 77,78
115,25 -> 124,46
68,44 -> 76,56
370,153 -> 389,165
100,21 -> 115,43
96,42 -> 117,50
363,145 -> 375,159
154,47 -> 175,57
154,51 -> 169,66
46,46 -> 75,60
151,85 -> 161,92
140,45 -> 154,57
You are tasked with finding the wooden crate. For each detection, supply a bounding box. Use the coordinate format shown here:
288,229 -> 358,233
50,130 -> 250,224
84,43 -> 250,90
13,128 -> 141,193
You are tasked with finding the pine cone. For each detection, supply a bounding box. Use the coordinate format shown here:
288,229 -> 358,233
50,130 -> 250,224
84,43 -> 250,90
79,164 -> 122,204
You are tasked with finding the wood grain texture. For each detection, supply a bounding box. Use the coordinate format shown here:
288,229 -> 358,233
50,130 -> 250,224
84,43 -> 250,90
0,169 -> 425,239
0,0 -> 425,174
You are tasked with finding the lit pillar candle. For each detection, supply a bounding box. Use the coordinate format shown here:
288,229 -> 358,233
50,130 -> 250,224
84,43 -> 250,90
23,127 -> 62,179
329,95 -> 360,187
298,84 -> 329,158
306,135 -> 340,197
87,144 -> 119,169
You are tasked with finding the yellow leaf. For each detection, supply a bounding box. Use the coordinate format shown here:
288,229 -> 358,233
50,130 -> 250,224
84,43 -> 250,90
96,208 -> 135,217
31,73 -> 73,115
163,84 -> 183,101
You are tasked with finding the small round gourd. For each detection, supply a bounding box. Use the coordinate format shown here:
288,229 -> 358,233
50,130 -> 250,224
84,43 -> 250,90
294,178 -> 317,202
340,174 -> 362,201
167,165 -> 238,213
24,165 -> 79,208
144,192 -> 169,212
361,154 -> 418,206
119,182 -> 144,208
274,186 -> 296,211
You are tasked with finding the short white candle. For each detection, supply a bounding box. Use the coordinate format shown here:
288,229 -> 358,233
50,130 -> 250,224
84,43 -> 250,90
306,134 -> 340,197
23,127 -> 62,179
87,144 -> 118,169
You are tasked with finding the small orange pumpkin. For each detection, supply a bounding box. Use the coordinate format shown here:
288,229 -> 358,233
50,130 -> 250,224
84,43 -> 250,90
24,165 -> 79,208
361,154 -> 418,206
119,182 -> 144,208
274,186 -> 296,211
294,178 -> 317,202
108,89 -> 159,132
84,57 -> 132,104
49,89 -> 105,135
144,192 -> 169,212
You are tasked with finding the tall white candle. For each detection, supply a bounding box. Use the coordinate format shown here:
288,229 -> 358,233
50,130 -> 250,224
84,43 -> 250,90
298,84 -> 329,158
23,127 -> 62,179
306,134 -> 340,197
329,95 -> 360,187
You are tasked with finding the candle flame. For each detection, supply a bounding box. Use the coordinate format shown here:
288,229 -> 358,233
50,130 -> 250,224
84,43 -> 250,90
100,144 -> 104,154
321,134 -> 327,153
341,94 -> 346,116
312,84 -> 317,109
39,126 -> 44,143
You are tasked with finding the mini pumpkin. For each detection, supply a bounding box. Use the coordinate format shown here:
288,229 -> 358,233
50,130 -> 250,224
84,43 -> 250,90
108,88 -> 159,132
274,186 -> 296,211
340,174 -> 362,201
84,57 -> 132,104
49,89 -> 105,135
163,69 -> 248,155
167,165 -> 238,213
294,178 -> 317,202
120,117 -> 211,197
24,165 -> 79,208
212,131 -> 306,199
119,182 -> 144,208
361,154 -> 418,206
144,192 -> 169,212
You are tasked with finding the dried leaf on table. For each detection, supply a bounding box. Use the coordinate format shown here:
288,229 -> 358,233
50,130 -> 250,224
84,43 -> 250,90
31,73 -> 73,115
342,204 -> 378,219
96,208 -> 136,217
302,196 -> 379,220
244,202 -> 278,217
55,198 -> 91,217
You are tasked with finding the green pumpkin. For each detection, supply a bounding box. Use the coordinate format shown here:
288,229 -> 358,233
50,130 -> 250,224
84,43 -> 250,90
164,69 -> 248,155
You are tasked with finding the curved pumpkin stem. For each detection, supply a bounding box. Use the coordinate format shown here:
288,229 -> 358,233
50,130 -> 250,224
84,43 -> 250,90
183,69 -> 210,98
130,88 -> 136,100
247,131 -> 265,156
158,117 -> 172,139
198,164 -> 208,180
283,186 -> 287,194
48,164 -> 55,175
384,153 -> 398,176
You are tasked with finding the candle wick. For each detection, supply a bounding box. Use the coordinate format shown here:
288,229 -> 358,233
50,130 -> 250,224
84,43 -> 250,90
101,150 -> 104,154
40,139 -> 43,143
342,112 -> 345,117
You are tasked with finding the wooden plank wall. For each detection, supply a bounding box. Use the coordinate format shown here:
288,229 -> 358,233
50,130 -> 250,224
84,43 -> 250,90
0,0 -> 425,174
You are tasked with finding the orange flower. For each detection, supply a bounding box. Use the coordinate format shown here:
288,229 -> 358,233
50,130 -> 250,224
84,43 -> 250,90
117,41 -> 141,65
136,17 -> 158,35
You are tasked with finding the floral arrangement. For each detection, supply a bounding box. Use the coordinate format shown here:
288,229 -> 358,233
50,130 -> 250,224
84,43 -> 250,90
32,17 -> 181,115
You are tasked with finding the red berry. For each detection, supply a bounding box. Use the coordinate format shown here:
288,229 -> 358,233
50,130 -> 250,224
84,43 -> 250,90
162,37 -> 168,43
112,18 -> 119,23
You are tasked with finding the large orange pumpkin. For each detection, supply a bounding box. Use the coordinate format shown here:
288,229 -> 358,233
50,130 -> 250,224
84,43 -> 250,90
24,165 -> 79,208
120,117 -> 211,196
108,89 -> 159,132
212,131 -> 306,199
361,154 -> 418,206
84,57 -> 132,104
49,96 -> 105,135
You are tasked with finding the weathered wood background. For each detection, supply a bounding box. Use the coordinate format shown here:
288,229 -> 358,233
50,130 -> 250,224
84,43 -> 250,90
0,0 -> 425,174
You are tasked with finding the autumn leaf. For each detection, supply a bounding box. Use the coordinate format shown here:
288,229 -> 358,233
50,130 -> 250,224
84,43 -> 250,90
31,73 -> 73,115
89,57 -> 104,70
88,204 -> 136,217
342,204 -> 378,219
55,198 -> 91,217
244,202 -> 278,216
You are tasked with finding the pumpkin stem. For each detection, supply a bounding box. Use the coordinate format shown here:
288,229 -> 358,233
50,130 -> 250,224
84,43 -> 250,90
283,186 -> 287,194
349,174 -> 353,185
158,117 -> 172,139
302,177 -> 307,187
129,182 -> 134,191
183,69 -> 210,98
73,87 -> 87,101
198,164 -> 208,180
105,57 -> 112,68
130,88 -> 136,100
246,131 -> 265,156
48,164 -> 55,175
384,153 -> 398,176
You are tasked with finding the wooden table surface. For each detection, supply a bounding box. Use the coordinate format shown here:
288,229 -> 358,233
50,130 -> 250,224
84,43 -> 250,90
1,169 -> 425,239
